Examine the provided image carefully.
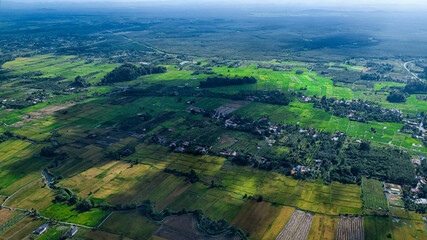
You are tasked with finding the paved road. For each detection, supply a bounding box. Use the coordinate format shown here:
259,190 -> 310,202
404,61 -> 422,81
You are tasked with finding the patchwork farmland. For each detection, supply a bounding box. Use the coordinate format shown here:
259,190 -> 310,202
1,32 -> 427,239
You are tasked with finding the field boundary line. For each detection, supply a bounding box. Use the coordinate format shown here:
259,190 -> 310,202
403,61 -> 422,81
97,211 -> 115,228
1,177 -> 42,208
3,216 -> 32,240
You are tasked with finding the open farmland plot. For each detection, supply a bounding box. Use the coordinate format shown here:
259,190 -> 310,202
214,100 -> 250,117
307,215 -> 338,240
0,140 -> 47,196
54,143 -> 105,177
59,160 -> 186,206
100,210 -> 160,240
28,96 -> 189,130
41,203 -> 110,227
0,209 -> 17,225
390,218 -> 427,240
361,177 -> 388,214
58,160 -> 133,198
364,216 -> 393,240
10,103 -> 75,127
194,97 -> 230,110
5,179 -> 54,211
0,216 -> 46,240
9,127 -> 51,142
261,206 -> 295,240
2,54 -> 118,83
336,216 -> 364,240
84,230 -> 133,240
331,182 -> 363,215
275,210 -> 314,240
134,145 -> 363,216
154,214 -> 237,240
232,200 -> 286,240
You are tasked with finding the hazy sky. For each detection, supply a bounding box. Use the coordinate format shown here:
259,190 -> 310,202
4,0 -> 427,10
5,0 -> 427,4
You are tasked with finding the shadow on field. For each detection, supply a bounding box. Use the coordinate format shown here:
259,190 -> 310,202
153,214 -> 238,240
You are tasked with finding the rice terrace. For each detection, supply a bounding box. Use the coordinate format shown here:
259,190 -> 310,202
1,0 -> 427,239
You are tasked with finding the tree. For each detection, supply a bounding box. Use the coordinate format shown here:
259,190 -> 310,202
386,91 -> 406,103
69,76 -> 86,88
359,141 -> 371,151
40,146 -> 56,157
101,64 -> 166,84
187,170 -> 199,183
76,198 -> 92,212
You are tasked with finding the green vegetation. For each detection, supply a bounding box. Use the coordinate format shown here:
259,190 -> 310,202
362,177 -> 388,215
2,14 -> 427,239
41,203 -> 110,227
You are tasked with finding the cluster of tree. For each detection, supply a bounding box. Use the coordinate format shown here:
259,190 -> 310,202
0,132 -> 10,143
164,168 -> 199,183
106,144 -> 136,160
401,186 -> 427,214
312,96 -> 401,123
1,98 -> 35,109
53,188 -> 94,212
194,210 -> 230,235
404,81 -> 427,94
361,73 -> 381,81
199,76 -> 257,88
231,155 -> 252,166
331,143 -> 417,185
101,63 -> 166,84
386,91 -> 406,103
40,146 -> 57,157
69,76 -> 88,88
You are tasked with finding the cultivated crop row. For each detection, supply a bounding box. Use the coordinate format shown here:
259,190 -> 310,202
276,210 -> 314,240
336,216 -> 364,240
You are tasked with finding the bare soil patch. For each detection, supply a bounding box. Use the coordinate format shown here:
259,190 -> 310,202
11,103 -> 74,127
215,101 -> 250,117
0,209 -> 17,224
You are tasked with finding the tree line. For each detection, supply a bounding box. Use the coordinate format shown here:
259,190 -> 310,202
101,63 -> 166,84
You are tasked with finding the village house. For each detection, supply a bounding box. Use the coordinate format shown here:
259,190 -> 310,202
33,223 -> 49,235
67,227 -> 78,237
413,159 -> 422,165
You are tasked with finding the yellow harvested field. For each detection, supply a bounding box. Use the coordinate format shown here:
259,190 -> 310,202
307,215 -> 338,240
261,206 -> 295,240
232,200 -> 283,240
59,160 -> 132,198
6,179 -> 55,210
